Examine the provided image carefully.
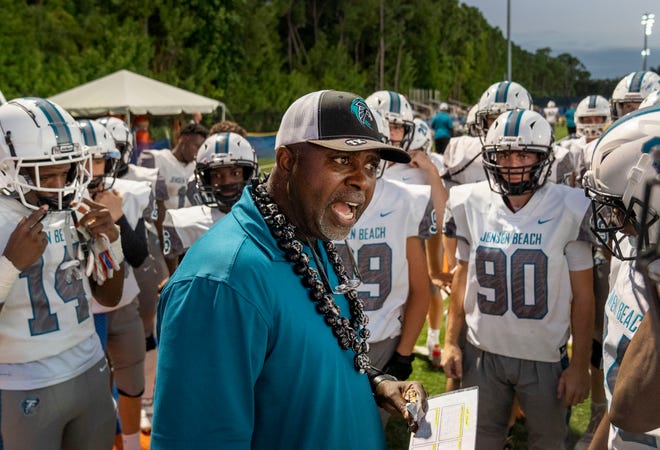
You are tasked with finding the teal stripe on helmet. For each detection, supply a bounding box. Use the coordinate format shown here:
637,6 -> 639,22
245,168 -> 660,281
495,82 -> 511,102
588,95 -> 597,109
214,132 -> 230,153
630,72 -> 645,93
79,119 -> 97,146
388,91 -> 401,114
33,98 -> 74,146
504,109 -> 524,136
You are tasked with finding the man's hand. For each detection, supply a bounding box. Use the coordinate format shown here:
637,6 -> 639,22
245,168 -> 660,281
441,343 -> 463,380
93,189 -> 124,223
77,198 -> 119,242
373,379 -> 428,430
557,363 -> 590,406
3,206 -> 49,271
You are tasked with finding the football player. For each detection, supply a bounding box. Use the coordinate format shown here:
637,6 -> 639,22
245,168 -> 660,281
80,118 -> 152,450
98,116 -> 165,435
611,71 -> 660,121
366,92 -> 447,371
162,132 -> 258,261
567,94 -> 613,450
582,105 -> 660,448
0,98 -> 124,449
137,122 -> 208,274
442,109 -> 595,448
381,116 -> 450,360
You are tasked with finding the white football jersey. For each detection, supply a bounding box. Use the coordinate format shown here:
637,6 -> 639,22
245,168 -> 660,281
383,154 -> 444,185
138,149 -> 195,210
91,177 -> 152,314
442,135 -> 485,189
548,144 -> 577,186
0,197 -> 96,363
603,238 -> 660,448
580,139 -> 598,174
544,106 -> 559,125
444,181 -> 594,362
338,179 -> 435,342
163,205 -> 226,257
122,163 -> 158,222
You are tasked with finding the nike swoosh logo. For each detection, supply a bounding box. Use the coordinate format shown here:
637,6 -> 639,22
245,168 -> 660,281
402,176 -> 411,181
538,218 -> 553,224
99,362 -> 108,373
380,210 -> 395,217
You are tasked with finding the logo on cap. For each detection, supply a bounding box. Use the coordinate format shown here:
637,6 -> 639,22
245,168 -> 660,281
350,98 -> 374,130
345,139 -> 368,146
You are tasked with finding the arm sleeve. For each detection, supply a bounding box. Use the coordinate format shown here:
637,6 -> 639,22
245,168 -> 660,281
565,240 -> 594,271
117,216 -> 148,268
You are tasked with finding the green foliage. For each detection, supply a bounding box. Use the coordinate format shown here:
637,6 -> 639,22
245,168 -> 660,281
0,0 -> 614,131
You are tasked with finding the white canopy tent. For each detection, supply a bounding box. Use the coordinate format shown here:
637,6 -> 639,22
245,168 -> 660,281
48,69 -> 225,121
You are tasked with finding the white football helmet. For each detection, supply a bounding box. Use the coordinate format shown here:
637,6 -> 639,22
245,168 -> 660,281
78,119 -> 120,191
0,98 -> 92,210
0,90 -> 6,105
476,81 -> 533,134
97,116 -> 133,175
547,100 -> 556,108
583,105 -> 660,260
194,132 -> 258,210
575,95 -> 611,140
410,118 -> 433,153
465,104 -> 479,137
640,89 -> 660,108
611,71 -> 660,120
365,90 -> 414,150
482,109 -> 555,196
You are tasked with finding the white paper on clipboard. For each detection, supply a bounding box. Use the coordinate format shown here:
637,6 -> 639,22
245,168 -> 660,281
408,386 -> 478,450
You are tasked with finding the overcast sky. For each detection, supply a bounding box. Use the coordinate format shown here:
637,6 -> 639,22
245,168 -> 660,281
460,0 -> 660,79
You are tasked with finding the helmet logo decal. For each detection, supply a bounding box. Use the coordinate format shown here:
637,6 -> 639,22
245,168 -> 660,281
350,98 -> 374,130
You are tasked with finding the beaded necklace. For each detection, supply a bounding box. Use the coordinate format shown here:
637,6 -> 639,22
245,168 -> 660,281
250,179 -> 372,373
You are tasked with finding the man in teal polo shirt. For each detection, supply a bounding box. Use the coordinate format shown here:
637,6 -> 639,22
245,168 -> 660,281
152,90 -> 427,449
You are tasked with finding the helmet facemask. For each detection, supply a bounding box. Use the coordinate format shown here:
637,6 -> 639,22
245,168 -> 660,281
195,163 -> 255,211
88,156 -> 120,192
13,153 -> 93,211
584,187 -> 653,260
482,147 -> 554,196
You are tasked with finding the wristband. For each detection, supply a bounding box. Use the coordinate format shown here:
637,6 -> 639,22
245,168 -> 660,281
0,255 -> 21,304
369,373 -> 398,392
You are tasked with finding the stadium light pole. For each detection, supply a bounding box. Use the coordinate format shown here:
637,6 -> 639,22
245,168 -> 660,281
642,12 -> 655,71
506,0 -> 512,81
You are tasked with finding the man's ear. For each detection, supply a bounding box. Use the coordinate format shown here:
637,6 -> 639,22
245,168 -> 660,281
276,145 -> 296,173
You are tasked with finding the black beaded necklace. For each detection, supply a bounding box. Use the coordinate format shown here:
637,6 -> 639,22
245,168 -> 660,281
250,179 -> 372,374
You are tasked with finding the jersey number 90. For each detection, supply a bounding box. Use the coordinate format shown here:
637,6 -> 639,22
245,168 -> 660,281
476,246 -> 548,319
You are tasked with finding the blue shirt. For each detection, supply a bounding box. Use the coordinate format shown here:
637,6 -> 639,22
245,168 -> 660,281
152,186 -> 385,450
564,108 -> 576,128
431,112 -> 453,139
